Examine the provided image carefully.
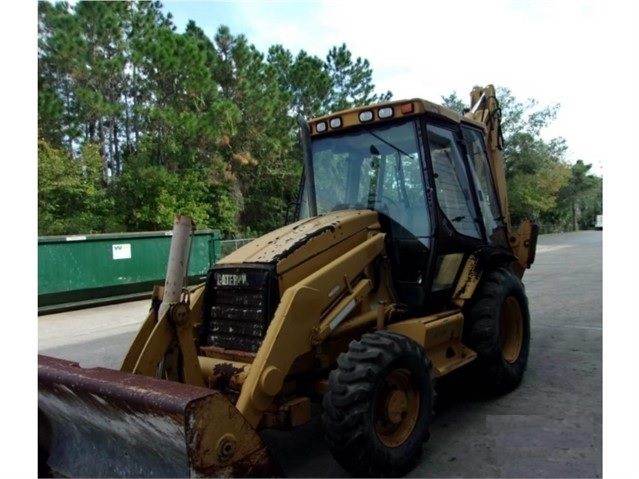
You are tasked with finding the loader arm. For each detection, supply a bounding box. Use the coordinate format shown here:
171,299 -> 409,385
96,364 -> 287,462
120,283 -> 206,386
120,215 -> 206,386
236,231 -> 391,428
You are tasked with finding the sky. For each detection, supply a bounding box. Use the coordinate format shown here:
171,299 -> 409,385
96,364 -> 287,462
162,0 -> 638,178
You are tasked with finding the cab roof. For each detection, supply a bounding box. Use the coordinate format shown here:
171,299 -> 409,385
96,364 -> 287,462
308,98 -> 486,136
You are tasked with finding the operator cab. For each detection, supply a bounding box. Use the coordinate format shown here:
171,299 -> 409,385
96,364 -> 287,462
296,100 -> 510,314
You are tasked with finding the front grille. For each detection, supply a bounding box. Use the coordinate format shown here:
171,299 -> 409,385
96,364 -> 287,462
200,265 -> 278,353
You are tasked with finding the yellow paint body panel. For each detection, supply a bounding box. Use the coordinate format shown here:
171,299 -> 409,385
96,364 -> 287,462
388,312 -> 477,377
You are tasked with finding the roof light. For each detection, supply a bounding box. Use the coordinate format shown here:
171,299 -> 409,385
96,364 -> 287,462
400,102 -> 414,114
359,110 -> 374,122
316,121 -> 327,133
330,117 -> 342,129
378,107 -> 394,119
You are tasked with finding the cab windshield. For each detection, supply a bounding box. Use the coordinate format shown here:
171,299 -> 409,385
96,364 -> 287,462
298,119 -> 431,242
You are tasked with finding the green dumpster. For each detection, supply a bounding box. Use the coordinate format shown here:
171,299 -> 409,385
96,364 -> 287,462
38,229 -> 221,314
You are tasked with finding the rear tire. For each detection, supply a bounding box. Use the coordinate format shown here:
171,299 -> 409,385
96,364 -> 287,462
463,266 -> 531,395
322,331 -> 434,477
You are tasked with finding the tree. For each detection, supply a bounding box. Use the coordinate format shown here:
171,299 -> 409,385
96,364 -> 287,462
38,4 -> 394,236
38,140 -> 119,235
122,21 -> 243,232
112,158 -> 218,232
211,26 -> 299,234
548,160 -> 602,231
504,132 -> 571,224
324,43 -> 392,112
71,0 -> 131,180
124,0 -> 176,152
267,45 -> 332,118
38,0 -> 83,148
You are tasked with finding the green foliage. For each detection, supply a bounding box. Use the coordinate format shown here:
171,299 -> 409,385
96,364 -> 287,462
38,2 -> 394,237
497,90 -> 577,227
39,2 -> 590,239
497,87 -> 561,138
38,0 -> 83,147
267,45 -> 332,118
542,160 -> 602,232
209,26 -> 306,234
112,159 -> 213,232
504,131 -> 571,223
324,43 -> 392,112
38,140 -> 119,235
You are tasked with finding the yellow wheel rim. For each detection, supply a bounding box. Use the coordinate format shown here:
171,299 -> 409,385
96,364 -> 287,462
500,296 -> 523,363
374,368 -> 420,447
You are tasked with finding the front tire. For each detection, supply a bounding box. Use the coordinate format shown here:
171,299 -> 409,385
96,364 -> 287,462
463,266 -> 531,395
322,331 -> 434,477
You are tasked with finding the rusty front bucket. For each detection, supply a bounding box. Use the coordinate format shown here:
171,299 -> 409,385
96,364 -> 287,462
38,355 -> 280,478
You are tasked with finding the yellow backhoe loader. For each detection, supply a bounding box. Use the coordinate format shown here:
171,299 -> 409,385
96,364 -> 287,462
38,85 -> 538,478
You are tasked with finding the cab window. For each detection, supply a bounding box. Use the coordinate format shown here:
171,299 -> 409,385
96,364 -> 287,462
426,125 -> 481,239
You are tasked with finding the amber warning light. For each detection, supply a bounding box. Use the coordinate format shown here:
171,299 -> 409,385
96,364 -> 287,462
400,102 -> 414,114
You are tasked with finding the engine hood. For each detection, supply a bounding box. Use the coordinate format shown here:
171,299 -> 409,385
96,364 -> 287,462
217,209 -> 381,277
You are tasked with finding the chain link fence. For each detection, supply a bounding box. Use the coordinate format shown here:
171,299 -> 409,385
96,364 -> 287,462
219,239 -> 255,258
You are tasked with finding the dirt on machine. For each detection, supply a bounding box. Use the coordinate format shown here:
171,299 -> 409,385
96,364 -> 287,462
38,85 -> 538,478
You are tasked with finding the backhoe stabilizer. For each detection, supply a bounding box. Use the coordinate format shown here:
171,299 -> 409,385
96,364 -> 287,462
38,355 -> 281,478
509,219 -> 539,276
